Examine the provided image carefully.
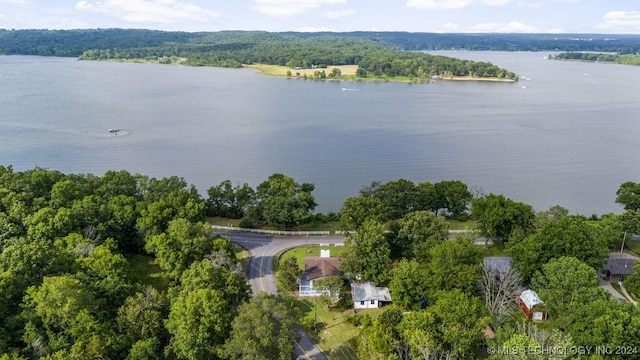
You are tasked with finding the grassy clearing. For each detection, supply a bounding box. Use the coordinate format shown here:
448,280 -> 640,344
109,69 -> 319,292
246,64 -> 358,77
625,240 -> 640,257
279,244 -> 348,270
126,254 -> 171,292
448,219 -> 479,231
292,296 -> 365,360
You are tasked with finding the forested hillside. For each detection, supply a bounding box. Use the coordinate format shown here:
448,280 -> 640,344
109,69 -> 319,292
4,29 -> 637,81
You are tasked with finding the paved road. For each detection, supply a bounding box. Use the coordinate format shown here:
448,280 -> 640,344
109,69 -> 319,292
220,232 -> 345,360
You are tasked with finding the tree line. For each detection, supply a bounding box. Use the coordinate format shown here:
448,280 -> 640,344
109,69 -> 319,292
2,165 -> 640,359
550,52 -> 640,66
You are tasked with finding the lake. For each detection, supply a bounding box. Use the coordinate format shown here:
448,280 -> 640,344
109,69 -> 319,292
1,52 -> 639,216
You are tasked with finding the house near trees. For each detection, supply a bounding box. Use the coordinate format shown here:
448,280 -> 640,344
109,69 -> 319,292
299,251 -> 343,297
601,252 -> 639,282
351,282 -> 392,310
518,289 -> 547,321
484,256 -> 512,280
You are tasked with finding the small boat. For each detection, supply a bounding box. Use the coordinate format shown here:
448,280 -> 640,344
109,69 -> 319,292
109,128 -> 120,134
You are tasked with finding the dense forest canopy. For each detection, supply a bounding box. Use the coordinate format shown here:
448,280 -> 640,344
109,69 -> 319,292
2,29 -> 640,55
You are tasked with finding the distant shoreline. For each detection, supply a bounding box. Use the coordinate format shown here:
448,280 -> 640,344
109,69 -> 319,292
245,63 -> 516,83
88,59 -> 516,83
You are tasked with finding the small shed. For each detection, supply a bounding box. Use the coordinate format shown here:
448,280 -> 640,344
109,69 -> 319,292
351,282 -> 392,310
518,289 -> 547,322
602,253 -> 639,282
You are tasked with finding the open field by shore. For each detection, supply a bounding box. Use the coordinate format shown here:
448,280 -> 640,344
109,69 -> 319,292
245,64 -> 358,77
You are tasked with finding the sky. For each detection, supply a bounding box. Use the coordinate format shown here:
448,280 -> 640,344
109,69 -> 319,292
1,0 -> 640,34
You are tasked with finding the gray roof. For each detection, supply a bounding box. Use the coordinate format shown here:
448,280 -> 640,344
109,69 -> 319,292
520,289 -> 543,310
483,256 -> 512,275
351,282 -> 392,302
604,253 -> 639,276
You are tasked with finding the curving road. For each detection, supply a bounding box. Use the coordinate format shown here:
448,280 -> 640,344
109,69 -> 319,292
220,232 -> 345,360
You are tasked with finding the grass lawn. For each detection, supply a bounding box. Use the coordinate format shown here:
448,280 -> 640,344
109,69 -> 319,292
447,219 -> 479,231
278,244 -> 348,270
126,254 -> 171,292
208,216 -> 242,227
245,64 -> 358,78
291,296 -> 362,360
625,240 -> 640,257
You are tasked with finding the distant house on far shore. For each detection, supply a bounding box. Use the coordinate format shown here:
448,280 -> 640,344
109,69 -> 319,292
352,282 -> 392,310
299,251 -> 343,297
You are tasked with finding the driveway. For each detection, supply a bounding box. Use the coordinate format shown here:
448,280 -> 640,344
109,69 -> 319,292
221,232 -> 345,360
598,276 -> 627,302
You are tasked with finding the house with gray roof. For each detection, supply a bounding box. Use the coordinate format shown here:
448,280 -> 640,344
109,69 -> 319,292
602,252 -> 639,282
351,282 -> 392,310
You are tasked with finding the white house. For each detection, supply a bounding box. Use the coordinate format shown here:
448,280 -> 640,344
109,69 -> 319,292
299,255 -> 343,297
351,282 -> 392,309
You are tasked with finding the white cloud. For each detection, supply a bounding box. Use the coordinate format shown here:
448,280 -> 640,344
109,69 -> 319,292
251,0 -> 346,17
594,11 -> 640,33
516,1 -> 542,9
323,9 -> 353,19
0,0 -> 29,4
407,0 -> 474,10
407,0 -> 509,10
470,20 -> 538,32
439,22 -> 459,32
296,26 -> 335,32
75,0 -> 218,24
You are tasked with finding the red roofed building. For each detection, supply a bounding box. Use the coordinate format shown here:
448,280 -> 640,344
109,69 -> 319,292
518,289 -> 547,322
299,255 -> 343,297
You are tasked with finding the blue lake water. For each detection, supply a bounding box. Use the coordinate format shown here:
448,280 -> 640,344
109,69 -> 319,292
1,52 -> 639,215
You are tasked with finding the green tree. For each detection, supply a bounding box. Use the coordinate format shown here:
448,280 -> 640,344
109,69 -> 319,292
165,288 -> 234,360
508,215 -> 609,286
256,174 -> 316,230
144,219 -> 216,280
534,204 -> 569,229
137,189 -> 206,237
400,289 -> 489,359
472,193 -> 535,244
396,210 -> 449,260
275,256 -> 302,292
117,287 -> 168,356
222,293 -> 299,360
616,181 -> 640,210
339,196 -> 383,231
172,260 -> 250,309
389,259 -> 429,310
531,257 -> 608,324
427,238 -> 483,295
21,275 -> 110,358
206,180 -> 255,219
357,307 -> 406,360
341,220 -> 391,283
434,180 -> 472,218
75,239 -> 132,310
372,179 -> 421,220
